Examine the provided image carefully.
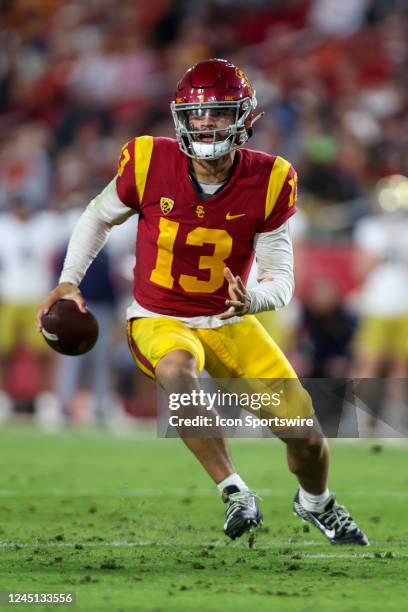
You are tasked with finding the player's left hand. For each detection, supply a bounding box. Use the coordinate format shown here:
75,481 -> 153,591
218,267 -> 251,320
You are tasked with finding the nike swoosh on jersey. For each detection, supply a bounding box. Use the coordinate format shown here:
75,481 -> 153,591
226,212 -> 246,220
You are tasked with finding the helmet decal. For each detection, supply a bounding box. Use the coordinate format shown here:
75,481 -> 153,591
235,68 -> 253,96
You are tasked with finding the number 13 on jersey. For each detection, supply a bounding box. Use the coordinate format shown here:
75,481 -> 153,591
150,217 -> 233,293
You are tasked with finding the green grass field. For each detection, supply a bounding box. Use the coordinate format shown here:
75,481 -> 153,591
0,427 -> 406,611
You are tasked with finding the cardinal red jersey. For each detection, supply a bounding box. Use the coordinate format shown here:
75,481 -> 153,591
116,136 -> 297,317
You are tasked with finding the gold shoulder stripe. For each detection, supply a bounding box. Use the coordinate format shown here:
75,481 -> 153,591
134,135 -> 154,205
264,156 -> 292,220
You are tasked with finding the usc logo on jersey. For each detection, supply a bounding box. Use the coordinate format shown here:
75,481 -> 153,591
160,197 -> 174,214
195,205 -> 205,219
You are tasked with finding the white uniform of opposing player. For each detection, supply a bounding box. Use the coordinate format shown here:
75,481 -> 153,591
353,211 -> 408,372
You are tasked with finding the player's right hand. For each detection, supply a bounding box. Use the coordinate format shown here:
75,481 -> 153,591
36,282 -> 87,331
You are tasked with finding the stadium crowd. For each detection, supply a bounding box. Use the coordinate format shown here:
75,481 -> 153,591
0,0 -> 407,432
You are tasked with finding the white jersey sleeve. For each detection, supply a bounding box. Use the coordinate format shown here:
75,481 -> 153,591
247,221 -> 294,313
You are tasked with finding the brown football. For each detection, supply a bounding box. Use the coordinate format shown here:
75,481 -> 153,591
41,299 -> 99,356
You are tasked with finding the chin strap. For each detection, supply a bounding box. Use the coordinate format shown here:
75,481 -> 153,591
247,111 -> 265,138
251,111 -> 265,127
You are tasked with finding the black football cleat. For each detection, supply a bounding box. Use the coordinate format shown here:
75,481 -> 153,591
293,490 -> 369,545
222,485 -> 263,540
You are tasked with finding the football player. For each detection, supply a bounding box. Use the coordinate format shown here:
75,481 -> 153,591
37,59 -> 368,545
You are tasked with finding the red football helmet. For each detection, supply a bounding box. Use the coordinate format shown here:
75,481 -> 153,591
171,59 -> 260,160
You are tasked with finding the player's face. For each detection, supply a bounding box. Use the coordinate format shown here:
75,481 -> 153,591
186,108 -> 236,142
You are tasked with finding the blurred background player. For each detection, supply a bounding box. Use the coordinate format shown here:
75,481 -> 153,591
302,276 -> 357,379
353,176 -> 408,435
0,196 -> 62,423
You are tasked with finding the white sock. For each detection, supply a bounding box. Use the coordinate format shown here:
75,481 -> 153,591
299,486 -> 330,512
217,473 -> 248,493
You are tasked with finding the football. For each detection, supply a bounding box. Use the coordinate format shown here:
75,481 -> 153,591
41,299 -> 99,356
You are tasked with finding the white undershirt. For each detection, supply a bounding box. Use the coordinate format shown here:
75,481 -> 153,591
198,180 -> 226,195
59,178 -> 295,328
